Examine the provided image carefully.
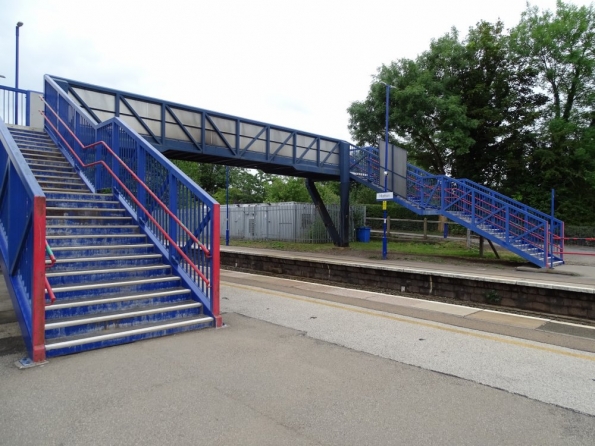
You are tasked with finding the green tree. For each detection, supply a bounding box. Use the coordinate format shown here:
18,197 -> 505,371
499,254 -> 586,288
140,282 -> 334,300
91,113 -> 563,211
266,177 -> 310,202
510,0 -> 595,222
348,21 -> 544,188
173,160 -> 227,195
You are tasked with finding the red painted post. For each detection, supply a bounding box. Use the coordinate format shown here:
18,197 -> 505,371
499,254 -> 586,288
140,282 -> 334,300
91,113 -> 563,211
31,196 -> 46,362
211,203 -> 222,327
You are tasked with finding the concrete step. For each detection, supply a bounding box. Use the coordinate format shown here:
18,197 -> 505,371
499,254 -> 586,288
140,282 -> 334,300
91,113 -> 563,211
44,315 -> 213,357
46,224 -> 141,236
45,301 -> 204,339
45,288 -> 192,319
46,233 -> 147,247
50,275 -> 184,300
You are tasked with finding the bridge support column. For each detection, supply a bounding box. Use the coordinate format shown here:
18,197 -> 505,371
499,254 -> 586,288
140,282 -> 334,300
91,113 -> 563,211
339,142 -> 350,247
305,179 -> 341,246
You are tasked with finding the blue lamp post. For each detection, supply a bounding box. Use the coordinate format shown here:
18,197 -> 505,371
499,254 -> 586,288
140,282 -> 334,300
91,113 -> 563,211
15,21 -> 23,125
381,82 -> 394,260
225,165 -> 230,246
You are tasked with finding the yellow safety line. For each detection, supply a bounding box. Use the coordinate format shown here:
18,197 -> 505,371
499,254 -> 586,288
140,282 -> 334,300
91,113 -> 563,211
224,282 -> 595,362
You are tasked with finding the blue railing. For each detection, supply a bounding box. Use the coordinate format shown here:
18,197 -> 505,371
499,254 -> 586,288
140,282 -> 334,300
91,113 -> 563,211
0,85 -> 30,126
0,118 -> 46,361
459,178 -> 563,246
46,76 -> 343,177
43,75 -> 222,326
349,145 -> 563,267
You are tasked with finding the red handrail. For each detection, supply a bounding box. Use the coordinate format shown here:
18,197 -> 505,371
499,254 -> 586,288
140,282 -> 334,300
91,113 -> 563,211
44,276 -> 56,304
45,240 -> 56,267
45,241 -> 56,305
41,99 -> 210,258
41,107 -> 211,287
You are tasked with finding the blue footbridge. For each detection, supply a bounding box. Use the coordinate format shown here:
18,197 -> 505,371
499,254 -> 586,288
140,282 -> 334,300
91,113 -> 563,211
0,75 -> 564,361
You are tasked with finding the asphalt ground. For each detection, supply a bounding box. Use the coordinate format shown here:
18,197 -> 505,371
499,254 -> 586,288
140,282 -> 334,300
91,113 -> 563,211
0,269 -> 594,445
0,312 -> 594,445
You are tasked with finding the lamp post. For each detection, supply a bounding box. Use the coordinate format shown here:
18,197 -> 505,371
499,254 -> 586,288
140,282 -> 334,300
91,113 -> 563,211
15,21 -> 23,125
381,82 -> 394,260
225,166 -> 230,246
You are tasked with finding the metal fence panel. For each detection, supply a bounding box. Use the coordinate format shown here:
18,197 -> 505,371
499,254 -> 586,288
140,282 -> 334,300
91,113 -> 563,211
221,202 -> 366,243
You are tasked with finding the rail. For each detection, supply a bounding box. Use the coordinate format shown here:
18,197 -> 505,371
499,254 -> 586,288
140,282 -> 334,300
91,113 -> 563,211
42,108 -> 211,285
46,76 -> 343,177
0,118 -> 46,361
0,85 -> 30,126
43,75 -> 221,325
45,241 -> 56,304
349,145 -> 562,267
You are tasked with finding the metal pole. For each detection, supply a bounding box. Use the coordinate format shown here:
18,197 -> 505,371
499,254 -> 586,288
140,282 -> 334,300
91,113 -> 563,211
15,22 -> 23,124
382,83 -> 390,260
225,166 -> 230,246
551,188 -> 555,266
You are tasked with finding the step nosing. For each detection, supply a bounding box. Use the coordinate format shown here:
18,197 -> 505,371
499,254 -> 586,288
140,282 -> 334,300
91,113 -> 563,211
45,317 -> 213,350
45,303 -> 202,329
46,289 -> 191,310
52,243 -> 154,250
52,276 -> 180,292
54,254 -> 162,263
46,265 -> 170,277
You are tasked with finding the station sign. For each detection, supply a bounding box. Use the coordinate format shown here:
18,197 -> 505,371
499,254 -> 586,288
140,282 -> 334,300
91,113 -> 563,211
376,192 -> 394,201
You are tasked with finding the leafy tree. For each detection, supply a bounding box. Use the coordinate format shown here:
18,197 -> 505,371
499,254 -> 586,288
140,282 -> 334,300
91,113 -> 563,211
173,160 -> 227,195
510,0 -> 595,222
266,177 -> 310,202
348,21 -> 544,188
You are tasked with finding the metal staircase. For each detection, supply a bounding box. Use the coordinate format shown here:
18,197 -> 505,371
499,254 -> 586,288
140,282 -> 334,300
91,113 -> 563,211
350,145 -> 564,268
9,127 -> 214,357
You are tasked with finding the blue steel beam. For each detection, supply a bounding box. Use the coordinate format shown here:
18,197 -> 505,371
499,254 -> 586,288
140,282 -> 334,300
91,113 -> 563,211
48,76 -> 344,180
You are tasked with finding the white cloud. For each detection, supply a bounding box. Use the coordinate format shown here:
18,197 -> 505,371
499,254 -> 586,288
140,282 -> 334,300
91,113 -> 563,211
0,0 -> 590,141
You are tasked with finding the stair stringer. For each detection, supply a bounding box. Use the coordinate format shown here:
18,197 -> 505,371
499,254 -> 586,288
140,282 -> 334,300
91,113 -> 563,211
43,118 -> 218,322
350,172 -> 558,267
111,189 -> 214,318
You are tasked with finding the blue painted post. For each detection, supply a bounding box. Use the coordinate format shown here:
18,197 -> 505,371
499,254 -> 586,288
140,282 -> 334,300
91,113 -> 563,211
339,141 -> 350,247
169,172 -> 178,262
443,223 -> 448,239
471,190 -> 475,226
15,22 -> 23,125
505,204 -> 510,244
551,188 -> 555,267
25,92 -> 30,126
382,83 -> 390,260
225,166 -> 230,246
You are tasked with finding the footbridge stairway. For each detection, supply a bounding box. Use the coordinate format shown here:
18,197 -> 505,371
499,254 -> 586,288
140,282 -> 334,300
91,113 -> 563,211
0,80 -> 221,362
46,75 -> 564,266
349,145 -> 564,268
10,127 -> 216,357
0,76 -> 564,361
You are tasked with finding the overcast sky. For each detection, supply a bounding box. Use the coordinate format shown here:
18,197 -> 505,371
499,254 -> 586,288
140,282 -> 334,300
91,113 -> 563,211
0,0 -> 591,142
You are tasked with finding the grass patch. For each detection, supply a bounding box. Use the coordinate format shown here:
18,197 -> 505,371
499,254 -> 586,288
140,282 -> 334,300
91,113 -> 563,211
226,239 -> 525,263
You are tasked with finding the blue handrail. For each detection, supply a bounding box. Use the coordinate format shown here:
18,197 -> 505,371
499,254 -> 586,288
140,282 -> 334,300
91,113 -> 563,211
43,75 -> 222,326
0,85 -> 30,126
349,145 -> 563,267
0,118 -> 46,361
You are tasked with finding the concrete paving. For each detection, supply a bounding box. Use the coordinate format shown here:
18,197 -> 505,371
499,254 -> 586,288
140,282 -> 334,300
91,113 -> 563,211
1,311 -> 595,445
221,245 -> 595,290
2,252 -> 595,444
220,272 -> 595,416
